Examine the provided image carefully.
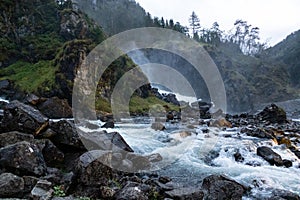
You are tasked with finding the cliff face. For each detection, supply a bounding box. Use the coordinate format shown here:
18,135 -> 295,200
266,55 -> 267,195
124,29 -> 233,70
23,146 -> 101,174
0,0 -> 148,111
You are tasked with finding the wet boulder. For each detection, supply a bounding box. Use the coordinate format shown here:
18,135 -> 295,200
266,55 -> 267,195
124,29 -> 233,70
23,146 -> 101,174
202,174 -> 247,200
1,100 -> 49,135
257,104 -> 287,123
0,173 -> 24,198
241,128 -> 274,139
0,141 -> 47,176
151,122 -> 166,131
101,121 -> 115,129
37,97 -> 72,119
257,146 -> 283,166
269,189 -> 300,200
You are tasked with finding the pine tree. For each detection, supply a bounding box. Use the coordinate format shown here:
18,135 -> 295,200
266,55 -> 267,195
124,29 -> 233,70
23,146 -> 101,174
189,11 -> 201,39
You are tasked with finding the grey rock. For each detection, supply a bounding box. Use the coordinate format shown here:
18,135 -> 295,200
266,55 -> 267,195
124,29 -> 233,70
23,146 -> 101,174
0,141 -> 47,176
0,173 -> 24,198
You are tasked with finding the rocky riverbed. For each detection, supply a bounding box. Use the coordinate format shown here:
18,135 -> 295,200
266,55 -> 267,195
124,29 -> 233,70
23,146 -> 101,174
0,96 -> 300,199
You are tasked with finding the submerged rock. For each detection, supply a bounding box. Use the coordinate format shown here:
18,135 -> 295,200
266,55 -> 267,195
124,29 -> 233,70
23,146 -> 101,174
151,122 -> 166,131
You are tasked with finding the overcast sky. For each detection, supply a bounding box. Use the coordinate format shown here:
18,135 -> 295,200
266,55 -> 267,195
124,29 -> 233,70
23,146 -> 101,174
136,0 -> 300,46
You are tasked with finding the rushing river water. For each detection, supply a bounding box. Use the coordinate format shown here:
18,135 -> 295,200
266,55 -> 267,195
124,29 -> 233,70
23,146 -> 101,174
92,117 -> 300,198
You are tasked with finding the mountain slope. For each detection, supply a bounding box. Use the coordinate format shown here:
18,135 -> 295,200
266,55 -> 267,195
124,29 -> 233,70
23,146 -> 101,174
265,30 -> 300,87
0,0 -> 150,113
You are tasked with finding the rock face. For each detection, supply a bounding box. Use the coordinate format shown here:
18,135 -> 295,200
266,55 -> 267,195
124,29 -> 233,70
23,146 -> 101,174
37,97 -> 72,119
1,100 -> 49,135
257,104 -> 287,123
0,173 -> 24,198
0,141 -> 47,176
202,175 -> 247,200
0,131 -> 34,148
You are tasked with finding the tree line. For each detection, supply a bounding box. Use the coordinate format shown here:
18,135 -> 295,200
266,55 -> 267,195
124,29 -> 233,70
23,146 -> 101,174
188,11 -> 268,55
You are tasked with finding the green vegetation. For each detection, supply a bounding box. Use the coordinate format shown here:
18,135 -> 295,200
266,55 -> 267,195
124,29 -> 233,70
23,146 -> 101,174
129,95 -> 180,114
53,185 -> 66,197
95,94 -> 180,115
0,60 -> 58,93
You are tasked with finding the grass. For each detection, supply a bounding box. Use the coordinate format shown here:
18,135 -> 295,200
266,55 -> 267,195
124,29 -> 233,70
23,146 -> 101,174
0,60 -> 58,93
95,94 -> 180,115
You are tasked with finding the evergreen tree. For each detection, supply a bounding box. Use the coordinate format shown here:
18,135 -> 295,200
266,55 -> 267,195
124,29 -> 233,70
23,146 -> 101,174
189,11 -> 201,39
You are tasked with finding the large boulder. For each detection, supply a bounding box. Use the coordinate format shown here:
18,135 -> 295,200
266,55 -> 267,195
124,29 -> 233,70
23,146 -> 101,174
80,130 -> 134,152
257,104 -> 287,123
0,131 -> 35,148
269,189 -> 300,200
202,174 -> 247,200
75,150 -> 113,186
0,173 -> 24,198
257,146 -> 284,166
0,131 -> 64,167
0,141 -> 47,176
0,100 -> 49,135
37,97 -> 72,119
151,122 -> 166,131
49,120 -> 86,151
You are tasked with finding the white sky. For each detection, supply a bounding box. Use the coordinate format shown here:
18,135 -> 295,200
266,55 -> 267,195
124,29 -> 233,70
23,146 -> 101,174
136,0 -> 300,46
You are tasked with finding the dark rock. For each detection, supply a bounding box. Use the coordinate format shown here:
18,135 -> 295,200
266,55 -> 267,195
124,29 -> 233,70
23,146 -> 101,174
125,153 -> 151,171
98,113 -> 114,122
162,93 -> 180,106
25,94 -> 44,106
49,120 -> 86,151
114,182 -> 149,200
257,146 -> 283,166
242,127 -> 274,139
37,97 -> 72,119
0,173 -> 24,198
269,189 -> 300,200
84,122 -> 100,130
158,176 -> 172,184
1,100 -> 49,135
39,128 -> 58,138
0,131 -> 34,148
100,186 -> 116,199
30,180 -> 53,200
23,176 -> 39,194
292,150 -> 300,158
81,131 -> 134,152
75,150 -> 113,186
257,104 -> 287,123
0,141 -> 47,176
165,187 -> 204,200
202,174 -> 247,200
101,121 -> 115,129
43,168 -> 73,192
282,159 -> 293,168
234,150 -> 244,163
35,139 -> 65,167
151,122 -> 166,131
